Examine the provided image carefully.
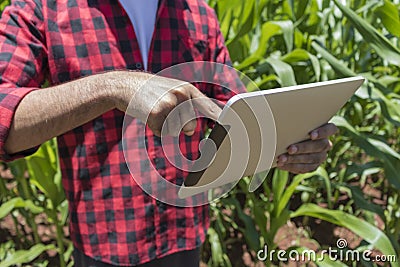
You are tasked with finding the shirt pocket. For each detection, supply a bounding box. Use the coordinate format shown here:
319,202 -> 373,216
177,33 -> 209,62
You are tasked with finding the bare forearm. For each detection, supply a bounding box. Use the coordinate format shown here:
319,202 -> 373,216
3,69 -> 220,155
4,73 -> 116,154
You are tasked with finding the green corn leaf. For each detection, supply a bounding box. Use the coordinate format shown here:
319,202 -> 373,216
272,169 -> 289,217
271,20 -> 294,53
281,48 -> 321,81
312,42 -> 400,126
306,0 -> 320,28
216,0 -> 237,38
226,0 -> 256,47
334,0 -> 400,65
219,9 -> 234,39
236,55 -> 262,71
0,0 -> 10,13
374,0 -> 400,37
274,167 -> 332,216
274,174 -> 303,217
318,168 -> 333,209
356,74 -> 400,126
284,0 -> 294,20
256,74 -> 279,90
208,228 -> 224,265
371,87 -> 400,126
331,116 -> 400,189
295,0 -> 310,20
374,75 -> 400,87
343,161 -> 382,184
294,29 -> 304,48
64,242 -> 75,265
0,244 -> 54,267
268,57 -> 297,86
222,198 -> 260,251
221,254 -> 233,267
26,141 -> 64,207
252,202 -> 268,238
0,197 -> 43,219
291,203 -> 397,257
348,185 -> 385,220
311,41 -> 355,78
254,22 -> 282,57
254,20 -> 294,57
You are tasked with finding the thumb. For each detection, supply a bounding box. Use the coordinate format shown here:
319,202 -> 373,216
188,86 -> 222,121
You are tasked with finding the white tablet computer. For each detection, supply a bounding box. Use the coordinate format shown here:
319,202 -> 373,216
178,76 -> 365,198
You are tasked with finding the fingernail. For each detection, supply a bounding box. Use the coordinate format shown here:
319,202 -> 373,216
311,131 -> 318,140
277,160 -> 284,167
185,130 -> 195,136
288,146 -> 297,154
280,155 -> 287,163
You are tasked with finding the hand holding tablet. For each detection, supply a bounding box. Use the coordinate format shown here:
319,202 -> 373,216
179,76 -> 365,198
276,122 -> 338,173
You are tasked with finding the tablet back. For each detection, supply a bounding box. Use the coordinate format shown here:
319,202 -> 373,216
179,76 -> 365,198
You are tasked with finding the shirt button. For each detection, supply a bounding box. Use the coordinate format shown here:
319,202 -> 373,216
135,62 -> 143,69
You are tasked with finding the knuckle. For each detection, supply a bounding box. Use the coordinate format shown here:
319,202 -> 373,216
149,106 -> 165,118
162,93 -> 178,106
297,142 -> 308,153
286,155 -> 294,164
172,86 -> 188,98
207,102 -> 220,116
209,103 -> 218,113
186,83 -> 198,91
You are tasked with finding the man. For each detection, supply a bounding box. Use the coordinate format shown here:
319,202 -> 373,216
0,0 -> 337,266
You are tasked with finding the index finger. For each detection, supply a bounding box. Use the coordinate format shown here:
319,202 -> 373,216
187,85 -> 222,121
309,123 -> 339,140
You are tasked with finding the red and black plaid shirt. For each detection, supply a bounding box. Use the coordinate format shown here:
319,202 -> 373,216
0,0 -> 245,265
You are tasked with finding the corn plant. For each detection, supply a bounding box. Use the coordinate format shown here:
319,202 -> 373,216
203,0 -> 400,266
1,0 -> 400,266
0,140 -> 72,267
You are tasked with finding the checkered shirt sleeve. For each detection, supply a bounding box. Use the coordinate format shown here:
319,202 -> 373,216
0,0 -> 47,161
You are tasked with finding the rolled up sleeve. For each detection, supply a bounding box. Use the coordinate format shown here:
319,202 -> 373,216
0,0 -> 47,161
